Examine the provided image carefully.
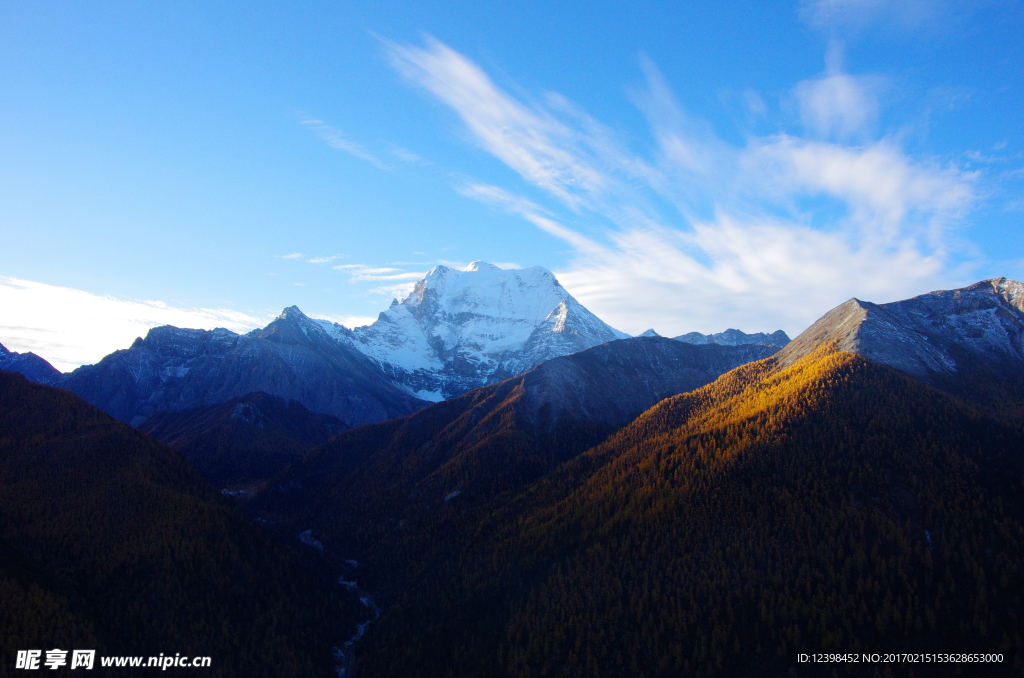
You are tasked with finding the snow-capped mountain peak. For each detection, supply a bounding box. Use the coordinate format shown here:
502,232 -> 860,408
350,261 -> 627,398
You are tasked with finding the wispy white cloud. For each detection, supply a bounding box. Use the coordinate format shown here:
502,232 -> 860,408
280,252 -> 303,260
331,263 -> 426,284
300,116 -> 390,170
386,37 -> 615,210
308,312 -> 378,329
744,89 -> 767,116
793,72 -> 883,140
333,265 -> 401,274
309,255 -> 344,264
0,276 -> 272,372
797,0 -> 1002,38
436,259 -> 470,270
740,137 -> 975,237
456,182 -> 603,253
387,37 -> 980,336
350,271 -> 425,282
389,145 -> 430,165
367,282 -> 419,299
799,0 -> 945,32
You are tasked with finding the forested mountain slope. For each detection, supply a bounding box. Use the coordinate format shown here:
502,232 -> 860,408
0,371 -> 360,677
347,345 -> 1024,677
138,391 -> 348,488
252,338 -> 777,588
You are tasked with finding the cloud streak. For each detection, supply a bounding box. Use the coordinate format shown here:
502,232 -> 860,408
331,264 -> 427,295
300,116 -> 390,170
386,37 -> 979,336
386,37 -> 618,211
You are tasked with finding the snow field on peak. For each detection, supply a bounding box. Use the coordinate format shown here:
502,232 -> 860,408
344,262 -> 628,397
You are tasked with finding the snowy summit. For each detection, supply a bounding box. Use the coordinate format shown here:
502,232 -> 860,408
349,261 -> 628,399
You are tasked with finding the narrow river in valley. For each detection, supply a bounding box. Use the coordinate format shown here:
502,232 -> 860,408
334,565 -> 381,677
295,531 -> 380,676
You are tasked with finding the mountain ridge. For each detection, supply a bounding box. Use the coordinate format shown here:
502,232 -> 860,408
57,307 -> 426,427
0,341 -> 61,384
251,336 -> 782,594
776,276 -> 1024,420
34,262 -> 786,427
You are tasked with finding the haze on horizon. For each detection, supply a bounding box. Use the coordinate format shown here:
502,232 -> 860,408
1,0 -> 1021,372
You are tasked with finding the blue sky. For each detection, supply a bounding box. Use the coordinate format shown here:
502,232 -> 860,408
1,0 -> 1022,370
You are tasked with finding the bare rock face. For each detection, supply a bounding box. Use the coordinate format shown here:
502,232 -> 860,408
778,278 -> 1024,378
59,307 -> 428,427
776,278 -> 1024,415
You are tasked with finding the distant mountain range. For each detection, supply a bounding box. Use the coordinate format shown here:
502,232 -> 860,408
55,309 -> 425,427
639,326 -> 790,347
5,272 -> 1023,434
0,262 -> 789,428
674,327 -> 791,347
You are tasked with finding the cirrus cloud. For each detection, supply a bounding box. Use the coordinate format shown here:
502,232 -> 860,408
386,37 -> 979,336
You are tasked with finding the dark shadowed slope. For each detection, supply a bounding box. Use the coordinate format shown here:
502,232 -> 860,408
138,392 -> 349,488
0,370 -> 361,678
252,338 -> 779,591
353,345 -> 1024,678
0,341 -> 61,384
59,306 -> 427,427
